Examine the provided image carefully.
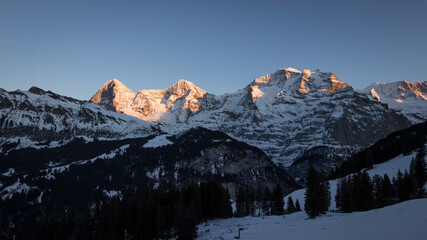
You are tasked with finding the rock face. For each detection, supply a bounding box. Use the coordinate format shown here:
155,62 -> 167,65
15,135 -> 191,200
91,68 -> 412,177
0,87 -> 159,151
362,81 -> 427,123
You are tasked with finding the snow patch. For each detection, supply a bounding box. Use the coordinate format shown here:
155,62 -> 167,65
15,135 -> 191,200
103,190 -> 122,199
1,179 -> 36,200
39,144 -> 130,178
143,135 -> 173,148
2,168 -> 15,177
37,191 -> 44,204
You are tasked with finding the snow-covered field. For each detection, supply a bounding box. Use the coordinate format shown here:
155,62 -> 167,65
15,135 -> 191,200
197,145 -> 426,240
197,198 -> 427,240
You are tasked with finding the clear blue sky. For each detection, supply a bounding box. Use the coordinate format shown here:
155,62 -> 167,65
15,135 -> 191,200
1,0 -> 426,100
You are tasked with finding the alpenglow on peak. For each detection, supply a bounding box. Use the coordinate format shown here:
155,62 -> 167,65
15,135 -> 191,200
90,78 -> 207,122
86,67 -> 411,175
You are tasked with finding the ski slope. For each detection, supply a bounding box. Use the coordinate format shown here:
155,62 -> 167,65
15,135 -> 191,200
197,198 -> 427,240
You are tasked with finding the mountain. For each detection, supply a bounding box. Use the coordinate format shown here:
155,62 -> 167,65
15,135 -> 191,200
362,80 -> 427,123
0,128 -> 299,233
91,68 -> 412,177
90,79 -> 207,122
0,86 -> 159,152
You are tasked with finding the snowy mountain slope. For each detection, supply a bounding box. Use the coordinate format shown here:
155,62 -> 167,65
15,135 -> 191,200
197,198 -> 427,240
91,68 -> 411,177
362,80 -> 427,123
0,87 -> 159,152
284,144 -> 423,211
0,128 -> 299,205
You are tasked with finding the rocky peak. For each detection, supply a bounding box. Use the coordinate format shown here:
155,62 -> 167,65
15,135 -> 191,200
253,67 -> 302,85
363,80 -> 427,123
106,78 -> 125,87
327,73 -> 350,93
364,80 -> 427,101
285,67 -> 302,73
400,81 -> 427,100
251,68 -> 350,98
164,79 -> 206,101
28,86 -> 46,95
90,79 -> 135,111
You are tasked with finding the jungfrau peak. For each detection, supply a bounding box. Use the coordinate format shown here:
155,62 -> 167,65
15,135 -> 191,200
90,67 -> 412,178
250,68 -> 349,96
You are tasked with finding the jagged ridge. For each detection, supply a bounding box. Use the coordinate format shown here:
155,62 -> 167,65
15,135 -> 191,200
90,68 -> 412,177
0,86 -> 158,151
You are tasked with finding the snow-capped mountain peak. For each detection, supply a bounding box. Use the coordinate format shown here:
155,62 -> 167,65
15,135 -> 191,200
98,78 -> 131,95
362,80 -> 427,122
90,79 -> 208,122
90,79 -> 136,112
164,79 -> 206,101
251,68 -> 349,96
284,67 -> 302,73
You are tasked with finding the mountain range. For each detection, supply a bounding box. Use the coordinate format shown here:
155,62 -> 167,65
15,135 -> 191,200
89,68 -> 420,177
1,67 -> 426,179
1,66 -> 426,239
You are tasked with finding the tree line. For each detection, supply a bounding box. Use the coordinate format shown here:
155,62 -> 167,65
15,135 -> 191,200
304,145 -> 426,218
30,181 -> 306,240
335,146 -> 426,213
330,121 -> 427,179
30,181 -> 232,240
234,184 -> 301,217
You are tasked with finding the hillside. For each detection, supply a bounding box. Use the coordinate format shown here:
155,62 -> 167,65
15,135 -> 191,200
0,87 -> 159,151
285,145 -> 423,211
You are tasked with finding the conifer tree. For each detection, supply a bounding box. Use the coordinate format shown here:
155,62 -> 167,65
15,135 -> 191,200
335,176 -> 353,212
410,146 -> 426,196
398,171 -> 418,201
262,188 -> 272,215
236,187 -> 246,217
305,167 -> 330,218
381,174 -> 393,206
174,203 -> 198,240
271,184 -> 284,215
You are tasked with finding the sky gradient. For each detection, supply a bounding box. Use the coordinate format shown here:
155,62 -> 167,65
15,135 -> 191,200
1,0 -> 426,100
